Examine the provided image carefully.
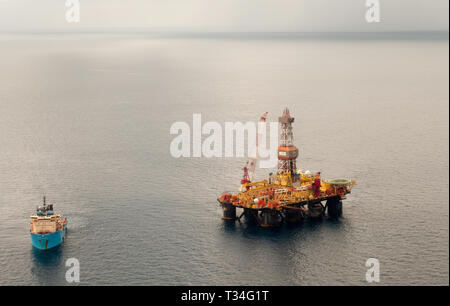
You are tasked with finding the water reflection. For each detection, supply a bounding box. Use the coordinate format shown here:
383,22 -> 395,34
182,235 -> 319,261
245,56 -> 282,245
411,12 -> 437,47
222,220 -> 237,233
221,217 -> 345,241
30,246 -> 65,285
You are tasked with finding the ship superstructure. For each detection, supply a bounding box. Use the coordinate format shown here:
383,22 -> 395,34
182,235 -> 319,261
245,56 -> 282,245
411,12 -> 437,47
218,108 -> 356,227
30,197 -> 67,250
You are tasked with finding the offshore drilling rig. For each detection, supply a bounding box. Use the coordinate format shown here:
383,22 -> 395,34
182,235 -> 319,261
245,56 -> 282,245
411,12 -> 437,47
217,108 -> 356,227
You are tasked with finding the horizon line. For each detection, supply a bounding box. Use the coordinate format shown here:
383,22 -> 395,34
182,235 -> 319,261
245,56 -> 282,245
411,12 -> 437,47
1,30 -> 448,35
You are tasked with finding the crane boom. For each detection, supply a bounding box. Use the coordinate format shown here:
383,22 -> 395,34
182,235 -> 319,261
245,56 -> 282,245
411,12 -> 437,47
247,112 -> 268,182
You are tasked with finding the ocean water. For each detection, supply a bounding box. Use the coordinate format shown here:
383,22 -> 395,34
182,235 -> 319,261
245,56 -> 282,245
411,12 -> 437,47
0,33 -> 448,285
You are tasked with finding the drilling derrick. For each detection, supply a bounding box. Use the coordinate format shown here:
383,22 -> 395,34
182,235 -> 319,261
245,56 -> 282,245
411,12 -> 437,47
278,108 -> 298,176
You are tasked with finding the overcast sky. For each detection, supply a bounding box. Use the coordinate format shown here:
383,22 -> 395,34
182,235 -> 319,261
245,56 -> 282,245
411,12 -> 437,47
0,0 -> 448,32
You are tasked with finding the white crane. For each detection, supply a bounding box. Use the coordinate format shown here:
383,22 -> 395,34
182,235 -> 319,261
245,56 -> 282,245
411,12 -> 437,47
246,112 -> 268,183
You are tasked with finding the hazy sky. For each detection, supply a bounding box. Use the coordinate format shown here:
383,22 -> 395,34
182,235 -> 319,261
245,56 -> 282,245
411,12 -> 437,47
0,0 -> 448,32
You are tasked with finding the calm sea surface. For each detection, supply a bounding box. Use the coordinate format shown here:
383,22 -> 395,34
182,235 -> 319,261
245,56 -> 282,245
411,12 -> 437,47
0,33 -> 448,285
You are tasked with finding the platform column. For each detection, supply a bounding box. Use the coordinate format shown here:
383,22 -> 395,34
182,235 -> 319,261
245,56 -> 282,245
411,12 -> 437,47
326,196 -> 343,218
259,209 -> 281,227
307,202 -> 325,218
284,209 -> 304,223
242,208 -> 257,223
221,203 -> 236,220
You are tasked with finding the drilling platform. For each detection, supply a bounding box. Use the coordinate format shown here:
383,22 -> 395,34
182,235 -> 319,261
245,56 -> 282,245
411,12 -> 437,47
217,108 -> 356,227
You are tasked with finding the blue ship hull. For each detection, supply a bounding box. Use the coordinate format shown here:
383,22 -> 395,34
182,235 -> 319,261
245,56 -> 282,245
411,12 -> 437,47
30,225 -> 67,250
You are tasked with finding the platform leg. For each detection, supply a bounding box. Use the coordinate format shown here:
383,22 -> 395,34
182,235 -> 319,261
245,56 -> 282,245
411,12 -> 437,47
243,208 -> 258,223
259,209 -> 281,227
326,197 -> 342,218
307,202 -> 325,218
221,203 -> 236,220
285,210 -> 304,223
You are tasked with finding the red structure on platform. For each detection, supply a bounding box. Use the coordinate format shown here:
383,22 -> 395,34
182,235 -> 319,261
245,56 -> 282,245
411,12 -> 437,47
241,162 -> 250,185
